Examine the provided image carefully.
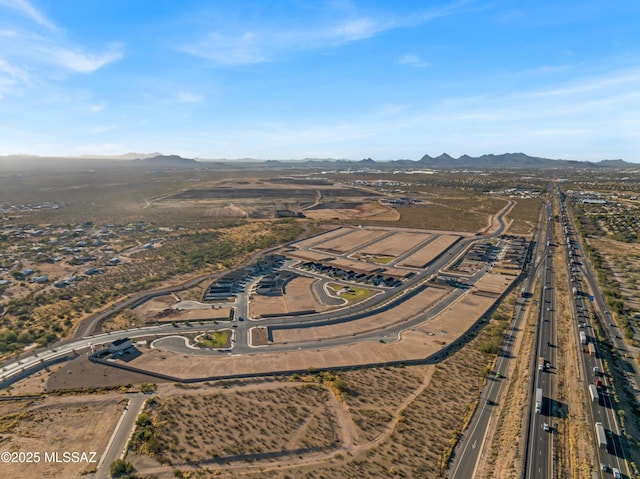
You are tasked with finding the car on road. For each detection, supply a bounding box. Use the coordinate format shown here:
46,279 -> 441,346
543,423 -> 550,432
613,467 -> 621,479
601,463 -> 608,472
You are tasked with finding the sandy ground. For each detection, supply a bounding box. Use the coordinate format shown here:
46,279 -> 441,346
0,392 -> 125,479
132,294 -> 232,322
360,231 -> 432,257
279,249 -> 332,262
272,285 -> 450,344
251,327 -> 269,346
291,227 -> 349,249
314,228 -> 388,254
325,257 -> 383,273
399,235 -> 461,268
304,202 -> 397,221
249,276 -> 333,318
46,353 -> 166,390
473,272 -> 516,295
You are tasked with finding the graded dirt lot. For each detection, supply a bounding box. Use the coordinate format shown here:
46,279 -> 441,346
291,227 -> 348,249
0,393 -> 125,479
360,231 -> 431,257
271,285 -> 451,344
46,353 -> 165,390
249,276 -> 334,318
399,234 -> 461,267
314,228 -> 388,254
280,248 -> 332,262
303,201 -> 398,221
325,257 -> 383,273
132,295 -> 232,323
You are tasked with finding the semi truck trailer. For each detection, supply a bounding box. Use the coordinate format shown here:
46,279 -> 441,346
535,388 -> 543,414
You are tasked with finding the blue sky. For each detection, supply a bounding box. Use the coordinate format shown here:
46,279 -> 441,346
1,0 -> 639,162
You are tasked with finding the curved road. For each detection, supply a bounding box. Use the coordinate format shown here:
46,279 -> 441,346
0,201 -> 514,386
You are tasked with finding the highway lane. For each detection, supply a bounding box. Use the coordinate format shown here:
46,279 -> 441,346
560,193 -> 631,478
525,213 -> 555,479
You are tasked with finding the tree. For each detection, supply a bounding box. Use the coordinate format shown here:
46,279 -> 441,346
109,458 -> 134,477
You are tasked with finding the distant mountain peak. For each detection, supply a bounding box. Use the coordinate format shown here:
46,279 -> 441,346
130,154 -> 198,166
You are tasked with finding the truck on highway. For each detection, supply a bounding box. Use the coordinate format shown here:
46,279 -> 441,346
580,331 -> 587,345
595,422 -> 607,450
535,387 -> 543,414
538,357 -> 546,371
588,343 -> 597,357
589,384 -> 599,403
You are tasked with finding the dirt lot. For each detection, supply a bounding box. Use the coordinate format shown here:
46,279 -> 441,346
249,276 -> 334,318
505,197 -> 543,238
325,257 -> 383,273
46,353 -> 165,390
291,227 -> 349,249
280,249 -> 332,262
131,295 -> 232,323
250,327 -> 269,346
0,393 -> 125,478
303,201 -> 398,222
271,285 -> 451,344
360,231 -> 432,257
399,235 -> 461,268
314,228 -> 388,254
131,383 -> 339,468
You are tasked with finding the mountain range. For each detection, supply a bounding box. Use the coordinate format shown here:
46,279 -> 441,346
0,152 -> 635,170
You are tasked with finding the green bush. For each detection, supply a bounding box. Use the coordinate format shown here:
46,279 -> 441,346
109,458 -> 134,477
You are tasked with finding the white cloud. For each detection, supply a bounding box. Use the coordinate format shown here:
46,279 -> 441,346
181,1 -> 467,66
0,0 -> 57,30
176,90 -> 203,103
0,57 -> 30,98
42,44 -> 123,73
331,17 -> 381,42
185,31 -> 265,66
398,54 -> 430,68
0,0 -> 122,98
89,103 -> 105,113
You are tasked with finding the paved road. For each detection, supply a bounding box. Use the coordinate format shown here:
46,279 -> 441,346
560,191 -> 631,478
0,201 -> 514,387
92,392 -> 147,479
449,199 -> 546,479
526,202 -> 555,479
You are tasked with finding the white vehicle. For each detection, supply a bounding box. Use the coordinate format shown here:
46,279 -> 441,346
589,384 -> 599,403
543,423 -> 550,432
535,388 -> 543,414
595,422 -> 607,450
613,467 -> 621,479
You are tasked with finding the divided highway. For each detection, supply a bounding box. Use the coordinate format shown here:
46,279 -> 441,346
525,200 -> 556,479
560,192 -> 631,478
